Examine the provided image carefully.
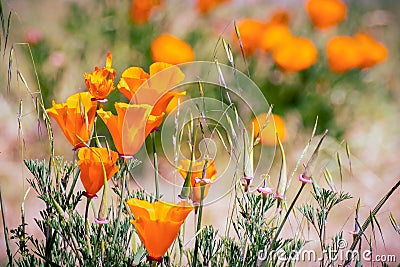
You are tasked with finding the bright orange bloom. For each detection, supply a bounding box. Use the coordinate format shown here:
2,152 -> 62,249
46,92 -> 97,149
97,103 -> 162,157
84,52 -> 116,100
354,33 -> 387,69
235,19 -> 266,56
126,198 -> 193,261
326,36 -> 362,73
196,0 -> 230,14
260,23 -> 292,52
178,160 -> 217,203
151,34 -> 194,65
78,147 -> 119,198
252,113 -> 286,146
272,36 -> 318,72
118,62 -> 186,117
306,0 -> 347,29
130,0 -> 162,24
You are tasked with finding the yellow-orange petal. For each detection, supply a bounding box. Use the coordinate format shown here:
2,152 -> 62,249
151,34 -> 194,65
272,36 -> 318,72
326,36 -> 362,73
252,113 -> 286,146
306,0 -> 347,29
117,67 -> 150,100
354,33 -> 387,69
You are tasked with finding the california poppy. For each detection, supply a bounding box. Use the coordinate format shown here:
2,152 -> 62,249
234,19 -> 266,56
97,102 -> 162,157
178,159 -> 217,203
272,36 -> 318,72
260,23 -> 292,53
130,0 -> 162,24
326,36 -> 362,73
84,52 -> 116,100
118,62 -> 186,117
252,113 -> 286,146
196,0 -> 230,14
306,0 -> 347,29
151,34 -> 195,65
78,147 -> 119,198
46,92 -> 97,149
354,33 -> 387,69
126,198 -> 193,261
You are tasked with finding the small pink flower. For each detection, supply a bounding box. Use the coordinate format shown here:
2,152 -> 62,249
274,193 -> 284,200
257,187 -> 274,195
26,28 -> 43,44
94,218 -> 109,224
298,173 -> 312,184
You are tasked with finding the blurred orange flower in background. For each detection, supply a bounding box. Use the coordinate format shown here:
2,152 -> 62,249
326,36 -> 362,73
196,0 -> 230,14
178,159 -> 217,203
252,113 -> 286,146
151,34 -> 195,65
118,62 -> 186,116
126,198 -> 193,261
234,19 -> 265,56
327,33 -> 387,73
78,147 -> 119,198
97,103 -> 159,157
306,0 -> 347,29
46,92 -> 97,149
84,52 -> 116,100
260,23 -> 292,53
354,33 -> 388,69
272,36 -> 318,72
130,0 -> 162,24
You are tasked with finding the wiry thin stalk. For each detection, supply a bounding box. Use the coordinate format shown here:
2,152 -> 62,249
343,178 -> 400,265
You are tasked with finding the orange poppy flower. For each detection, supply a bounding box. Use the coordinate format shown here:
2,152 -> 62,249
126,198 -> 193,261
84,52 -> 116,100
130,0 -> 162,24
78,147 -> 119,198
196,0 -> 230,14
326,36 -> 362,73
234,19 -> 266,56
151,34 -> 195,65
178,159 -> 217,203
260,23 -> 292,52
118,62 -> 186,117
272,36 -> 318,72
252,113 -> 286,146
306,0 -> 347,29
354,33 -> 387,69
97,102 -> 162,157
46,92 -> 97,149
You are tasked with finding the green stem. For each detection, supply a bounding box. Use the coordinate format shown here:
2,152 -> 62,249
192,185 -> 205,267
67,168 -> 80,203
271,183 -> 305,250
152,132 -> 160,200
343,178 -> 400,265
112,162 -> 127,242
84,198 -> 91,233
0,188 -> 13,265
